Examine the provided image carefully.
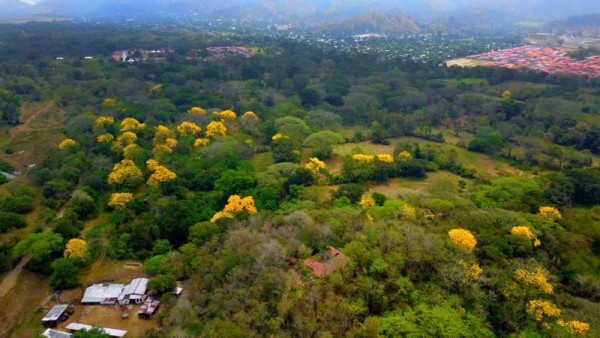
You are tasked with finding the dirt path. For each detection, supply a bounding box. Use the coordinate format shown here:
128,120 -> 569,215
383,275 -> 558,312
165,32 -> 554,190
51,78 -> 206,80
0,254 -> 33,298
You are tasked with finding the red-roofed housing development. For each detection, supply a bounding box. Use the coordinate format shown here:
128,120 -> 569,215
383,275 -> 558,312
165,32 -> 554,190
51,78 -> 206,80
466,45 -> 600,78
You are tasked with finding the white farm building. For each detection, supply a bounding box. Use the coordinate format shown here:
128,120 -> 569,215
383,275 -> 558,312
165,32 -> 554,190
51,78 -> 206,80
81,283 -> 125,305
118,278 -> 148,305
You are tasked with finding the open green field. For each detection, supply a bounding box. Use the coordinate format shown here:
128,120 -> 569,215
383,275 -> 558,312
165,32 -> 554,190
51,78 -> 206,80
328,136 -> 523,178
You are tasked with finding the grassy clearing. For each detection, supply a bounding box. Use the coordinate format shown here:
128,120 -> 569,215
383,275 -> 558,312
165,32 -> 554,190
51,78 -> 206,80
0,271 -> 50,338
329,137 -> 523,178
365,171 -> 464,199
436,78 -> 489,87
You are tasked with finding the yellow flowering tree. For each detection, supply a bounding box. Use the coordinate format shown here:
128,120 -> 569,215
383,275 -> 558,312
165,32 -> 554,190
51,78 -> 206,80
557,320 -> 590,335
240,111 -> 259,125
58,138 -> 77,150
103,98 -> 118,107
223,195 -> 258,215
527,299 -> 561,322
153,125 -> 175,144
108,193 -> 134,209
211,195 -> 258,223
177,121 -> 202,136
97,133 -> 114,143
305,157 -> 327,174
397,151 -> 413,161
376,153 -> 394,163
359,194 -> 376,210
94,116 -> 115,128
120,117 -> 144,132
458,259 -> 483,283
272,133 -> 285,141
188,106 -> 206,117
147,165 -> 177,188
515,268 -> 553,294
352,154 -> 375,163
146,159 -> 159,171
401,204 -> 417,221
213,110 -> 237,120
64,238 -> 88,260
210,211 -> 234,223
448,228 -> 477,252
538,206 -> 562,222
511,225 -> 541,247
206,121 -> 227,138
108,159 -> 143,187
194,138 -> 210,147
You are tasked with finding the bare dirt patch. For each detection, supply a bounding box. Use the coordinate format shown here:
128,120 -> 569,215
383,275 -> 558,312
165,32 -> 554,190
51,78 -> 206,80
0,270 -> 50,337
446,58 -> 493,67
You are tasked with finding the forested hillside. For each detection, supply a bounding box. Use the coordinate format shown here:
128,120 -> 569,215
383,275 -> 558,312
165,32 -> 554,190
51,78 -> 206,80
0,22 -> 599,337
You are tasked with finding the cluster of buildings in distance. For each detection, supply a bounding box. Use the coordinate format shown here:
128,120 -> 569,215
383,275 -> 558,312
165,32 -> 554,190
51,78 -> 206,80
111,48 -> 175,63
466,45 -> 600,78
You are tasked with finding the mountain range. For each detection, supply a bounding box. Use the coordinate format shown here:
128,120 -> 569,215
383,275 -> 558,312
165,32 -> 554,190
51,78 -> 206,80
1,1 -> 600,27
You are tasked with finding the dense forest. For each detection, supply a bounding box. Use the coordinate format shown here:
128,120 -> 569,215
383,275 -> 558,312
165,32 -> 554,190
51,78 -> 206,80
0,22 -> 599,337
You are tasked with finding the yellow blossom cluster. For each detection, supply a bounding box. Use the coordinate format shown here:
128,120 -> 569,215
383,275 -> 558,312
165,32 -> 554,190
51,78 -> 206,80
119,131 -> 138,145
305,157 -> 327,173
359,194 -> 376,210
147,165 -> 177,188
402,204 -> 417,221
376,153 -> 394,163
210,211 -> 234,223
152,126 -> 178,156
188,106 -> 206,117
272,133 -> 285,141
211,195 -> 258,223
94,116 -> 115,128
448,228 -> 477,252
213,110 -> 237,120
103,98 -> 118,107
58,138 -> 77,150
97,133 -> 114,143
108,159 -> 143,186
511,226 -> 541,247
241,111 -> 259,124
108,192 -> 134,209
538,206 -> 562,222
352,154 -> 375,163
194,138 -> 210,147
557,320 -> 590,335
64,238 -> 88,260
397,151 -> 413,161
146,159 -> 159,171
459,259 -> 483,282
206,121 -> 227,138
120,118 -> 145,132
177,121 -> 202,136
515,268 -> 553,294
527,300 -> 561,321
223,195 -> 258,215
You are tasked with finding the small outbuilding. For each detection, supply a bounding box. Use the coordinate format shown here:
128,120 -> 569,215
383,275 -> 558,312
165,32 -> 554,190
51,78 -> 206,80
42,328 -> 72,338
42,304 -> 70,327
138,297 -> 160,319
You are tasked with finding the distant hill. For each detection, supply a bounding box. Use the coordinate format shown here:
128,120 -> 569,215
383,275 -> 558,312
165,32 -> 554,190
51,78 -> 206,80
0,0 -> 33,18
323,12 -> 421,35
548,13 -> 600,29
